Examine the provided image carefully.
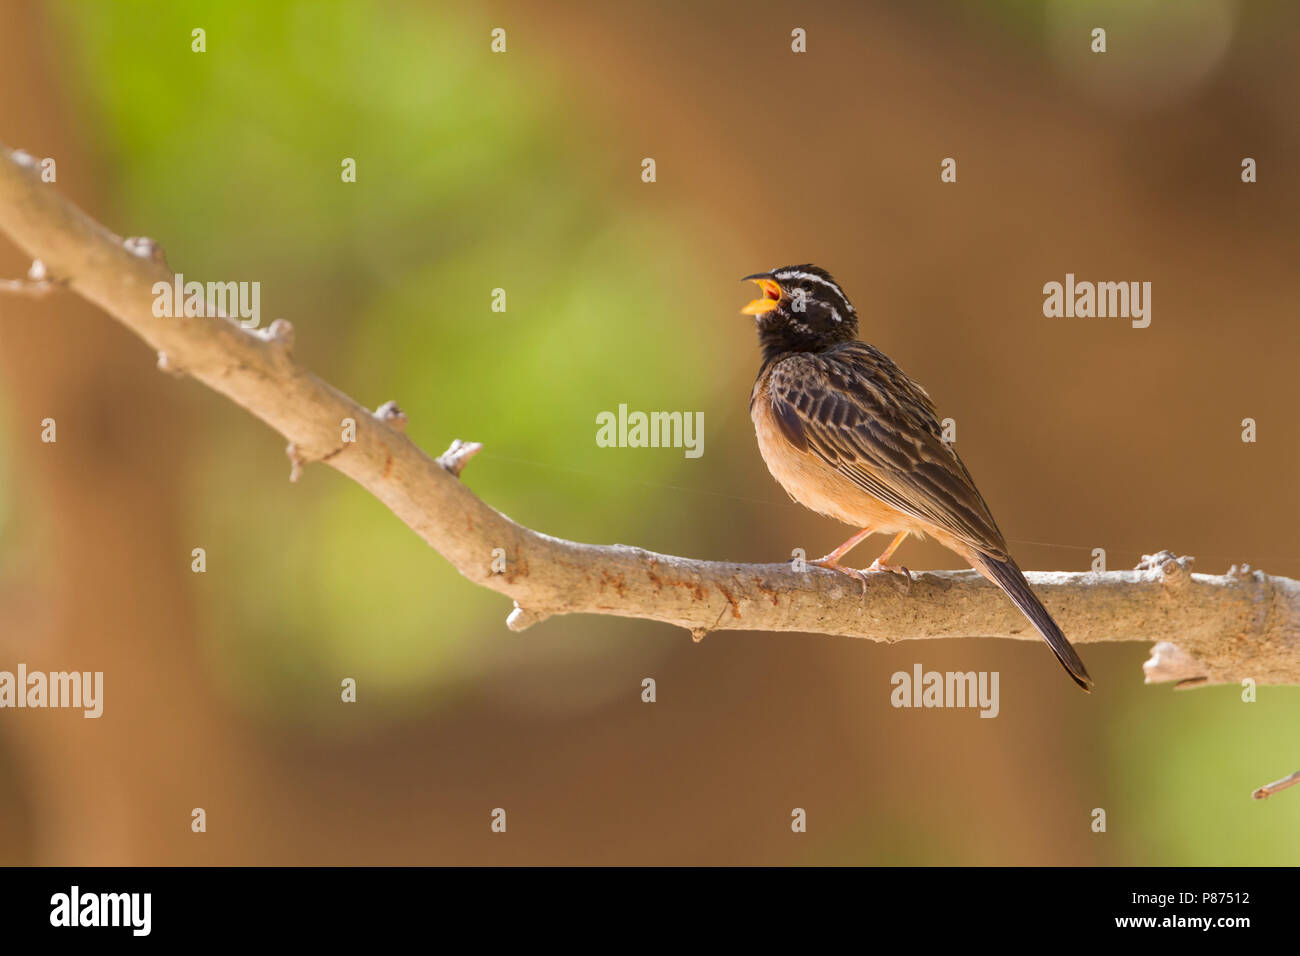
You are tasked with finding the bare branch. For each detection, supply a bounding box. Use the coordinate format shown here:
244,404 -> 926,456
0,257 -> 59,296
1,143 -> 1297,685
1253,771 -> 1300,800
437,438 -> 482,478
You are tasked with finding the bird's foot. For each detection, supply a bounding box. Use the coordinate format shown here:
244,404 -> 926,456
810,555 -> 870,596
868,560 -> 913,593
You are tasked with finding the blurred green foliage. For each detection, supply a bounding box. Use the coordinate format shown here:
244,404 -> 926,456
1114,683 -> 1300,865
55,0 -> 732,723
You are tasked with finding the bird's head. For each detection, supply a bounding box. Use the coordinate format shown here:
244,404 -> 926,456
740,264 -> 858,356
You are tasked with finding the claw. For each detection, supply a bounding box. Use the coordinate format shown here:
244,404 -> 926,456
811,556 -> 870,596
868,560 -> 913,593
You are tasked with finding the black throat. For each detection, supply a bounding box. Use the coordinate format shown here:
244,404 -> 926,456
756,318 -> 855,364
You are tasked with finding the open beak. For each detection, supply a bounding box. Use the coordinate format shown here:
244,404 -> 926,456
740,274 -> 782,315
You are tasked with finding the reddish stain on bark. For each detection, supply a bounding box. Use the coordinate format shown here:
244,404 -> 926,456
670,580 -> 707,601
642,562 -> 706,601
599,570 -> 627,598
717,584 -> 741,619
504,551 -> 529,583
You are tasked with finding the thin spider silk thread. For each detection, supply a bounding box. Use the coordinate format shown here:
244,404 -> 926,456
475,451 -> 1288,568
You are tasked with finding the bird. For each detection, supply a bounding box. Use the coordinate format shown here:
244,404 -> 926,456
739,264 -> 1092,691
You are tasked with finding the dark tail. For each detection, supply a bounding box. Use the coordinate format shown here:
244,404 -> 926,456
970,552 -> 1093,692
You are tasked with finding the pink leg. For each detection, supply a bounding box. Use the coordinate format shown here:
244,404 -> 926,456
868,531 -> 913,590
816,526 -> 875,565
811,527 -> 875,593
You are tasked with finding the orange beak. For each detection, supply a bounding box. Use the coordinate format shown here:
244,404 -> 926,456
741,276 -> 782,315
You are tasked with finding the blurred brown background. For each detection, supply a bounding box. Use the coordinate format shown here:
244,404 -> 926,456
0,0 -> 1296,864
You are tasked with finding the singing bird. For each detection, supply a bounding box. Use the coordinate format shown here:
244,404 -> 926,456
740,264 -> 1092,691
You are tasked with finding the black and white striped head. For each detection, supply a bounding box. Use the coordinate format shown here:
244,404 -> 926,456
740,264 -> 858,355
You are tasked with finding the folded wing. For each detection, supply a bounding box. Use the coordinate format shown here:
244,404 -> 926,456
761,343 -> 1009,559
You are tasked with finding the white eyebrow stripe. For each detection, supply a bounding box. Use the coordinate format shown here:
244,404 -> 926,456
772,270 -> 856,312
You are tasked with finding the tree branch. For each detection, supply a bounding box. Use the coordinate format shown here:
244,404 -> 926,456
1253,770 -> 1300,800
2,143 -> 1297,686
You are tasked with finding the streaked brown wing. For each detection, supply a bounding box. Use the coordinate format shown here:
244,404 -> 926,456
762,342 -> 1009,558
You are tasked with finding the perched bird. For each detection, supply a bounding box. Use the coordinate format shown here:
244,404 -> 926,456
740,264 -> 1092,691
